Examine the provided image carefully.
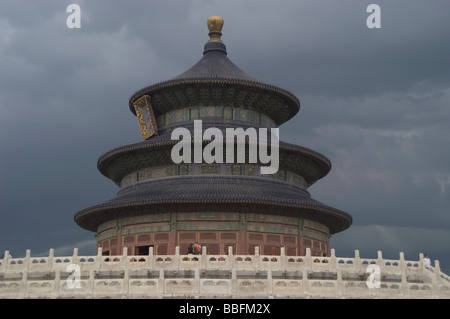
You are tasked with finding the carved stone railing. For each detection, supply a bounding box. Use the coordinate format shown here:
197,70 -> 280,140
1,247 -> 449,299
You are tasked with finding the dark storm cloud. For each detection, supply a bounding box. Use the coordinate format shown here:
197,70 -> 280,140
0,0 -> 449,273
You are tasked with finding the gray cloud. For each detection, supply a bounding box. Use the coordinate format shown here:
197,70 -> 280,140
1,1 -> 449,274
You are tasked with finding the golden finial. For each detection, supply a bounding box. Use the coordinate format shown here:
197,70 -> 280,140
207,16 -> 224,42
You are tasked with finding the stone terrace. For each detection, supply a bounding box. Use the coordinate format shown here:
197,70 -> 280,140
1,247 -> 449,299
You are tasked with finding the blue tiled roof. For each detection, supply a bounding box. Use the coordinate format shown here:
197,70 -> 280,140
75,176 -> 352,234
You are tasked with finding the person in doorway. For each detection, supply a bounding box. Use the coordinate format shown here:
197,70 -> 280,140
187,243 -> 194,254
194,242 -> 202,255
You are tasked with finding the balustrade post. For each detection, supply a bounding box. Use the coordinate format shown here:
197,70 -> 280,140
122,247 -> 128,270
419,252 -> 424,273
377,251 -> 384,273
122,246 -> 129,297
148,246 -> 154,269
1,250 -> 10,272
435,260 -> 441,273
96,247 -> 103,269
303,248 -> 311,296
48,249 -> 54,272
88,269 -> 95,298
254,247 -> 260,269
302,267 -> 309,296
175,246 -> 180,269
267,269 -> 273,296
201,246 -> 207,268
331,248 -> 342,296
336,266 -> 344,297
330,248 -> 336,268
194,267 -> 200,295
432,260 -> 441,298
399,252 -> 408,296
305,248 -> 312,268
399,251 -> 405,269
53,267 -> 61,299
71,248 -> 78,266
354,250 -> 361,272
159,268 -> 164,295
228,246 -> 234,269
123,263 -> 130,297
19,249 -> 31,298
377,250 -> 383,261
231,268 -> 237,296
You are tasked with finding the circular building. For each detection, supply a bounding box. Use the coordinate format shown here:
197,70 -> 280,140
75,16 -> 352,257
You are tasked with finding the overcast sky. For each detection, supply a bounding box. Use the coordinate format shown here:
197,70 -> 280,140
1,0 -> 449,274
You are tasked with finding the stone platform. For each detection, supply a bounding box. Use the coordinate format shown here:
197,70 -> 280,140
1,247 -> 449,299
